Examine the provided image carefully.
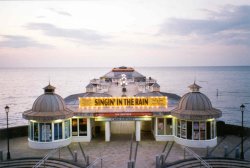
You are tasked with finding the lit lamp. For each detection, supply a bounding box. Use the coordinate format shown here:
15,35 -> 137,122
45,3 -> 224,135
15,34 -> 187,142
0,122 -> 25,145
240,104 -> 245,160
5,105 -> 11,160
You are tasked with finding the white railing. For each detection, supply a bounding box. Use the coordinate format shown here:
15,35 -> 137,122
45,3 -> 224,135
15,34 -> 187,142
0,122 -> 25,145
184,146 -> 212,168
32,147 -> 62,168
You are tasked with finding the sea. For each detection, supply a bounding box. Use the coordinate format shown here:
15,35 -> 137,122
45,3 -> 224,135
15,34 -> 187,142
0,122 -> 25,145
0,66 -> 249,129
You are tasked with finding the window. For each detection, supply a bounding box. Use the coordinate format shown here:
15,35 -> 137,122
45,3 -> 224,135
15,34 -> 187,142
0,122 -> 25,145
206,121 -> 211,139
181,120 -> 187,139
79,118 -> 87,136
157,118 -> 164,135
200,122 -> 206,140
72,119 -> 78,136
29,122 -> 33,140
39,123 -> 52,142
65,120 -> 70,139
165,118 -> 172,135
193,122 -> 199,140
211,120 -> 215,139
54,122 -> 63,140
187,121 -> 192,139
177,119 -> 181,137
34,122 -> 39,141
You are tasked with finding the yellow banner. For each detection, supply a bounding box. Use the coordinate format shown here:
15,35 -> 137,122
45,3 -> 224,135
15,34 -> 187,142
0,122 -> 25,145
79,97 -> 167,107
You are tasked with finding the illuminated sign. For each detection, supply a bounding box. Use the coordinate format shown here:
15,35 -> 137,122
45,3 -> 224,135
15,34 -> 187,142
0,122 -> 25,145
95,117 -> 152,121
79,97 -> 167,107
94,112 -> 152,117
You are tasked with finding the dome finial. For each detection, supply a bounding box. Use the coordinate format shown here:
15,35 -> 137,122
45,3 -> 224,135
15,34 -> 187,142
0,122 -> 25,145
188,82 -> 201,92
43,83 -> 56,94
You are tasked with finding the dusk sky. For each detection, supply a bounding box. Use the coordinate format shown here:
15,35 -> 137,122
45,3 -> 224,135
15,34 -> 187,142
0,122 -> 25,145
0,0 -> 250,67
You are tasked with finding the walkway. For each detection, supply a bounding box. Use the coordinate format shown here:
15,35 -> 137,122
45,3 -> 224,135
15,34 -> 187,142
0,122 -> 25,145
0,135 -> 250,168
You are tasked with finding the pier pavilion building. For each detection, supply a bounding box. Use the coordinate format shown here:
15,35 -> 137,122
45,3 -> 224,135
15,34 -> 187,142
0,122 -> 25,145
23,66 -> 222,149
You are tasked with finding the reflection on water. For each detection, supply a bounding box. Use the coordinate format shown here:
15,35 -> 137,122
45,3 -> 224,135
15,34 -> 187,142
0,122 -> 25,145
0,66 -> 249,128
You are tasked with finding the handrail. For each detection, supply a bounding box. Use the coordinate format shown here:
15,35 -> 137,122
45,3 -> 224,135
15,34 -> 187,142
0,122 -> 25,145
32,147 -> 60,168
184,147 -> 212,168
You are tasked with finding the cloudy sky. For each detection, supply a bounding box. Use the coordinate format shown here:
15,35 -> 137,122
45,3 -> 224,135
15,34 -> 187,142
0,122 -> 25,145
0,0 -> 250,67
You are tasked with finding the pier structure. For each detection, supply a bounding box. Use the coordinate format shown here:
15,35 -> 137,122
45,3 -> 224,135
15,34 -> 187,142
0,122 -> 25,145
23,66 -> 221,149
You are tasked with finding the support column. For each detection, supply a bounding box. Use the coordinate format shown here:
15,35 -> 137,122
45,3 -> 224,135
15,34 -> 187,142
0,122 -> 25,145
105,121 -> 111,142
87,118 -> 91,141
135,121 -> 141,141
172,118 -> 176,136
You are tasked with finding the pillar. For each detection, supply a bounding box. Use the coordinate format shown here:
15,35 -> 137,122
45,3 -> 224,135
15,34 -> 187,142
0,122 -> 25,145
105,121 -> 111,141
135,121 -> 141,141
87,118 -> 91,141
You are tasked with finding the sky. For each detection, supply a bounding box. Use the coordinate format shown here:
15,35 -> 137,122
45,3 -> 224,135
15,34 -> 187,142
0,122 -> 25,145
0,0 -> 250,67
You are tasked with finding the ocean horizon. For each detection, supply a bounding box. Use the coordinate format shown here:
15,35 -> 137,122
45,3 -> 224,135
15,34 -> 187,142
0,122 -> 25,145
0,66 -> 249,128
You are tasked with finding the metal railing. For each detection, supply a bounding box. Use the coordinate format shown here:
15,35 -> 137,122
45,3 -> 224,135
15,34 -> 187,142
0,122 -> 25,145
184,146 -> 212,168
32,147 -> 61,168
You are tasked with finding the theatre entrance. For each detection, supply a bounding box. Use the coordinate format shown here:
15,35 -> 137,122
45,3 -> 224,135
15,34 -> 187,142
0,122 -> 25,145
93,119 -> 153,141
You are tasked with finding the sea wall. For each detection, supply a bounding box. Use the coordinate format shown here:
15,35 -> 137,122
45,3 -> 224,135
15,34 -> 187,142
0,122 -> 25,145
217,121 -> 250,137
0,125 -> 28,140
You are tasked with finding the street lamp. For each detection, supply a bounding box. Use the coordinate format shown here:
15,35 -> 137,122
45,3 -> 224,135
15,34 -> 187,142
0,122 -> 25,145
5,105 -> 11,160
240,104 -> 245,160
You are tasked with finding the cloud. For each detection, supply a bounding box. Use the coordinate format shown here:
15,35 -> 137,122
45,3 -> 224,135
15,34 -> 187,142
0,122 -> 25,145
26,22 -> 109,44
159,5 -> 250,45
0,35 -> 53,48
49,8 -> 72,17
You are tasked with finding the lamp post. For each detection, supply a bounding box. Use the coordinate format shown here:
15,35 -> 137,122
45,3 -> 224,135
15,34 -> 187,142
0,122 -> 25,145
240,104 -> 245,160
5,105 -> 11,160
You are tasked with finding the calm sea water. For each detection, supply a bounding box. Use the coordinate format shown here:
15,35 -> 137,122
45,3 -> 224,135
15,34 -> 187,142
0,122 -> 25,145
0,66 -> 249,128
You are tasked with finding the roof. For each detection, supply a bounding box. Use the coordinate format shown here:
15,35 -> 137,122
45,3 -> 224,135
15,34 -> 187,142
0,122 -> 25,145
112,66 -> 135,72
23,85 -> 73,121
102,70 -> 145,79
152,83 -> 160,88
86,83 -> 95,88
171,84 -> 221,120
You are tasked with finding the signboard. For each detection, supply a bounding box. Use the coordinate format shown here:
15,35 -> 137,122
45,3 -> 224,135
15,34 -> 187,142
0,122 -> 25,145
94,112 -> 152,117
95,117 -> 152,121
79,96 -> 167,107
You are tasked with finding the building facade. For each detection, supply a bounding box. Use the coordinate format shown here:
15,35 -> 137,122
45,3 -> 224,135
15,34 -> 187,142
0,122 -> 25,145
23,67 -> 222,149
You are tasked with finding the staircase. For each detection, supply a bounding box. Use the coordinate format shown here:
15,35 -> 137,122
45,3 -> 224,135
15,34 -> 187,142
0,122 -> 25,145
0,157 -> 84,168
164,158 -> 250,168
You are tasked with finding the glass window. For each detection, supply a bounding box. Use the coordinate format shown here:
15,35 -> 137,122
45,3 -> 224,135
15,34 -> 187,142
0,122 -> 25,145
65,120 -> 70,139
211,120 -> 215,139
39,123 -> 52,142
187,121 -> 192,139
72,119 -> 78,136
54,122 -> 63,140
34,122 -> 39,141
206,121 -> 211,139
79,118 -> 87,136
200,122 -> 206,140
193,122 -> 199,140
165,118 -> 172,135
177,119 -> 181,137
157,118 -> 164,135
181,120 -> 187,139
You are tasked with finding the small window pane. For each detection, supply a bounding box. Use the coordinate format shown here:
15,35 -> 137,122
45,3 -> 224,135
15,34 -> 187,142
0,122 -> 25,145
193,122 -> 199,140
206,121 -> 211,139
187,121 -> 192,139
34,123 -> 39,141
157,118 -> 164,135
72,119 -> 78,136
79,118 -> 87,136
65,120 -> 70,139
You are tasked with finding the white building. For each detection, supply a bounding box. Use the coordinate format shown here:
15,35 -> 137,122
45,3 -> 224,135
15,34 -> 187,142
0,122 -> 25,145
23,67 -> 222,149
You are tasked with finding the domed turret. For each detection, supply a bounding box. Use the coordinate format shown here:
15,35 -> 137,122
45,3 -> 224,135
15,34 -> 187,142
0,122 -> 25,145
177,83 -> 212,111
32,84 -> 66,112
171,83 -> 221,120
23,84 -> 73,121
